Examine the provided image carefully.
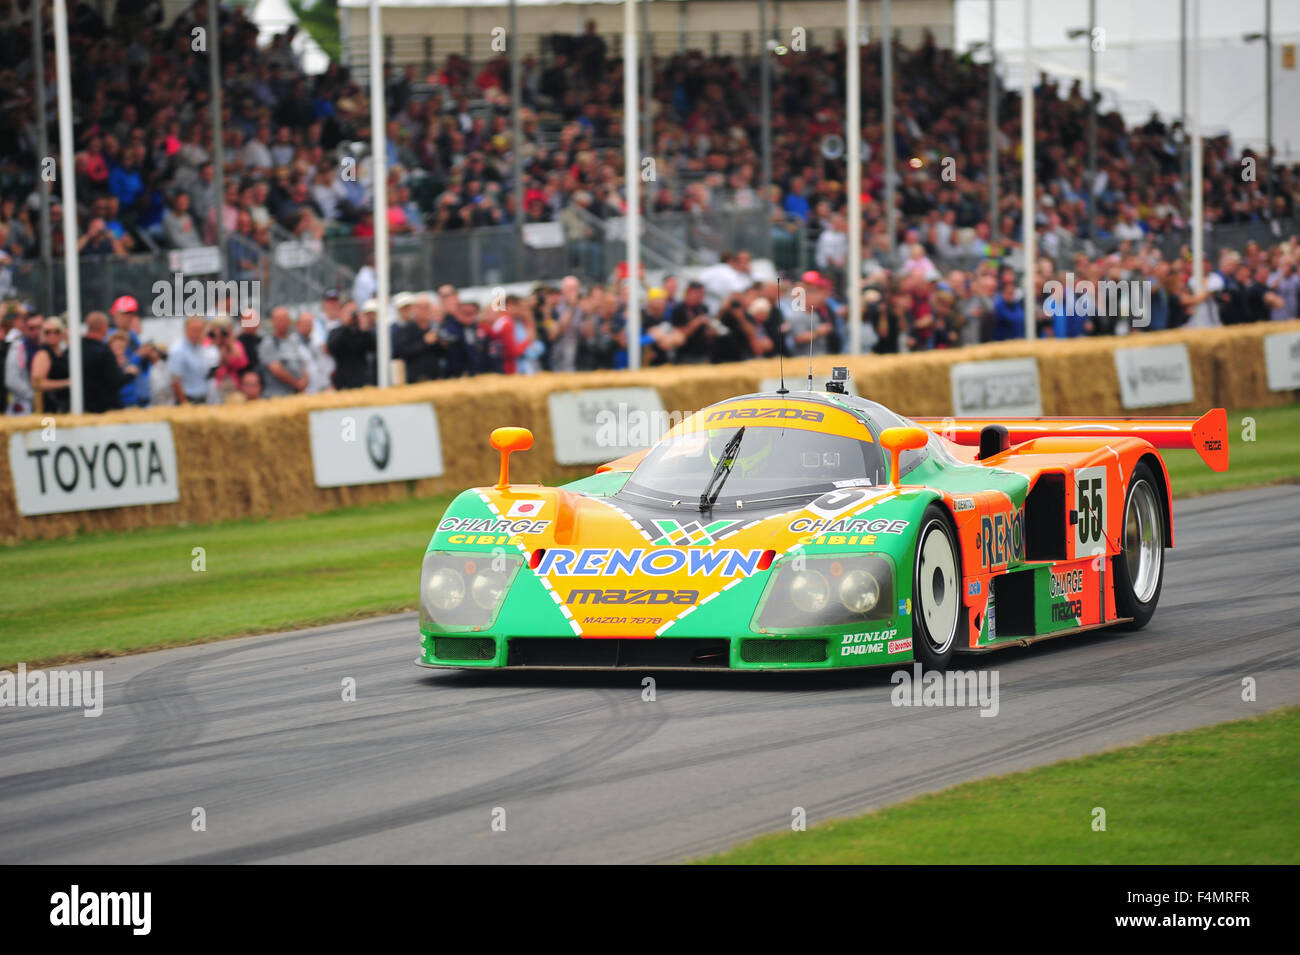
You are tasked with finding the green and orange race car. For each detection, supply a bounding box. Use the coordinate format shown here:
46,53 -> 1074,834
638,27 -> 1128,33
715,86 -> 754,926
416,375 -> 1229,672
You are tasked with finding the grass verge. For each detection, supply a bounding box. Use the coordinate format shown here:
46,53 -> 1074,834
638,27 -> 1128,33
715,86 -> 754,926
0,492 -> 455,669
699,707 -> 1300,864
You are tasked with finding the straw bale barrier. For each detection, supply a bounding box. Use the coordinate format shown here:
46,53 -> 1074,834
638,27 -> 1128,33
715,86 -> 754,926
2,321 -> 1295,544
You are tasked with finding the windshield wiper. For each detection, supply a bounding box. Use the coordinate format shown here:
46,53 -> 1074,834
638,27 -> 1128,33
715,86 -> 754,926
699,427 -> 745,512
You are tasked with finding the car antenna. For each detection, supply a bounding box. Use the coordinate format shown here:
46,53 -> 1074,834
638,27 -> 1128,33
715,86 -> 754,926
806,283 -> 815,393
775,276 -> 788,395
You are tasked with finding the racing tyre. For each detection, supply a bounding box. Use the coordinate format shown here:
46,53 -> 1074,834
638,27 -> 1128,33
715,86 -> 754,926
912,505 -> 962,671
1112,462 -> 1165,630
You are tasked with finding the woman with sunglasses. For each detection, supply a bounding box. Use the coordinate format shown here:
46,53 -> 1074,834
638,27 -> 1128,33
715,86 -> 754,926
30,317 -> 71,415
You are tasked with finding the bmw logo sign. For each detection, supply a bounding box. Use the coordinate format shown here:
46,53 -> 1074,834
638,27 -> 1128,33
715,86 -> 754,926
366,415 -> 391,470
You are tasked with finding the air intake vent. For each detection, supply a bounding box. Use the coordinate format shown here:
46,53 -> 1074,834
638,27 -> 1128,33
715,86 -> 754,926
740,639 -> 827,664
433,636 -> 497,661
505,638 -> 730,668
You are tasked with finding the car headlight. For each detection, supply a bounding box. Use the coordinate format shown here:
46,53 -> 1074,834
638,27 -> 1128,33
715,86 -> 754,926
839,568 -> 880,614
427,567 -> 466,611
420,552 -> 521,631
753,554 -> 895,632
471,569 -> 509,610
790,570 -> 830,613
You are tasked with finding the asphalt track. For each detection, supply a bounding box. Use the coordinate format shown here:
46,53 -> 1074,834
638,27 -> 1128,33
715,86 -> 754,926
2,485 -> 1297,864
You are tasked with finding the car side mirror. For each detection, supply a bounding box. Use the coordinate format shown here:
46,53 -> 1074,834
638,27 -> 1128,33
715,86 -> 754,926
490,427 -> 533,489
878,426 -> 929,488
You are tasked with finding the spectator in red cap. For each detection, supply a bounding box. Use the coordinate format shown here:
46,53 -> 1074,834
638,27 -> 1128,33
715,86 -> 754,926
110,296 -> 140,333
110,296 -> 149,406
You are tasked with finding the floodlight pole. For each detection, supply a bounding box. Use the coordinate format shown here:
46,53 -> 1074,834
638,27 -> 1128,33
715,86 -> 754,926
988,0 -> 998,242
511,0 -> 524,269
847,0 -> 862,354
624,0 -> 641,369
1191,0 -> 1204,299
369,0 -> 391,387
33,0 -> 54,315
54,0 -> 82,412
1021,0 -> 1036,340
882,0 -> 896,264
208,0 -> 226,275
760,0 -> 773,262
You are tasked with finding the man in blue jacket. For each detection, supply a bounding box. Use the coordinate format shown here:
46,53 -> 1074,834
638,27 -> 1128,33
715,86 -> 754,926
992,281 -> 1025,340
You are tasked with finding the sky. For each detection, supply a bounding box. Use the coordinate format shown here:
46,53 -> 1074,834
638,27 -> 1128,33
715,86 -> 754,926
954,0 -> 1300,159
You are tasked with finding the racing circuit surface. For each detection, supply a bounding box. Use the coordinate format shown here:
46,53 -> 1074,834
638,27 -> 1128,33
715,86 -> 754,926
2,485 -> 1297,864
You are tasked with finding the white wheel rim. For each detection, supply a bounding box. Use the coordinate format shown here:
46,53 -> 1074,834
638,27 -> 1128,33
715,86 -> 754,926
917,520 -> 959,654
1124,480 -> 1163,604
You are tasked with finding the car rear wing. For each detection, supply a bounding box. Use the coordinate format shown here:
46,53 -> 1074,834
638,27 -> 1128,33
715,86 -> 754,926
911,408 -> 1229,472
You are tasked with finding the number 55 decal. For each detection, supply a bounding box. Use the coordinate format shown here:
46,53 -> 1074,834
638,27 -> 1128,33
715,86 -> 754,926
1075,466 -> 1108,549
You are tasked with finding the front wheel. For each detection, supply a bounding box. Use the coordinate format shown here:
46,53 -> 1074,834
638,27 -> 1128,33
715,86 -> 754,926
1112,462 -> 1165,630
912,505 -> 962,670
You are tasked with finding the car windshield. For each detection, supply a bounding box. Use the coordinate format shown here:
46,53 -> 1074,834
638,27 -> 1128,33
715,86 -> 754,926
620,427 -> 888,507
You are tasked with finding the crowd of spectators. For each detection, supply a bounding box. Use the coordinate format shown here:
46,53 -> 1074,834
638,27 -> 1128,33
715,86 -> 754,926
1,4 -> 1297,273
5,226 -> 1297,414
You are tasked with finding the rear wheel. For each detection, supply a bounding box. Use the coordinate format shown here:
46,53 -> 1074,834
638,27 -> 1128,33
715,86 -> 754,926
912,505 -> 961,670
1113,462 -> 1165,630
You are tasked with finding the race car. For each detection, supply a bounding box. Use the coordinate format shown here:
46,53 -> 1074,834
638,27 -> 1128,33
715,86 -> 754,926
416,371 -> 1228,672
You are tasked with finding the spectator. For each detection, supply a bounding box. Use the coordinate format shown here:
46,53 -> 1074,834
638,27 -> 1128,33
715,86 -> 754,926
109,297 -> 148,407
438,293 -> 475,378
394,295 -> 442,383
297,311 -> 334,393
815,214 -> 848,294
240,125 -> 274,172
787,273 -> 836,357
353,255 -> 378,306
141,341 -> 174,408
391,291 -> 417,356
226,367 -> 264,403
162,191 -> 202,249
1269,252 -> 1300,320
168,316 -> 217,405
4,310 -> 42,415
237,309 -> 264,370
670,281 -> 713,364
82,311 -> 139,413
327,300 -> 377,389
545,275 -> 586,373
699,251 -> 753,313
210,316 -> 250,400
260,307 -> 311,397
783,177 -> 810,222
77,217 -> 127,257
873,291 -> 910,354
485,295 -> 536,376
992,282 -> 1026,340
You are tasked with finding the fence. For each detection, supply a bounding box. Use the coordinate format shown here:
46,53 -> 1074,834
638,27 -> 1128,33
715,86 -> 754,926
343,26 -> 954,78
9,210 -> 1292,320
